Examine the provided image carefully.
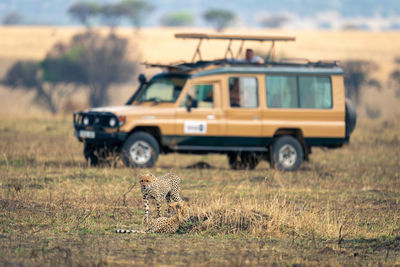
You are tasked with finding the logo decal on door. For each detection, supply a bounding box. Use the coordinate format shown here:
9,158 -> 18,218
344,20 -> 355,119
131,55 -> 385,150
184,121 -> 207,134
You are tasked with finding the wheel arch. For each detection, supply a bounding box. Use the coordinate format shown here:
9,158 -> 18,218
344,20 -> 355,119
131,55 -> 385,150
129,126 -> 163,152
272,128 -> 309,160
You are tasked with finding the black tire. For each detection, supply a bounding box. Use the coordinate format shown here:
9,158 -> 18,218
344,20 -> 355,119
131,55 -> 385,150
84,143 -> 99,166
345,98 -> 357,138
227,152 -> 260,170
271,136 -> 304,172
121,132 -> 160,168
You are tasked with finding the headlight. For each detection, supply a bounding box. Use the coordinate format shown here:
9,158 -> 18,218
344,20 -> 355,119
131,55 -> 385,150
109,117 -> 117,127
83,116 -> 89,126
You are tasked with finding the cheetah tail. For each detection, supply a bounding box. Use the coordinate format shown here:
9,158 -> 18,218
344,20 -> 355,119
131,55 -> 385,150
115,229 -> 146,234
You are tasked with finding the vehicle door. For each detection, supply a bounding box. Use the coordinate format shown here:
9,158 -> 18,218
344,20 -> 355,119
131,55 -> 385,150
225,75 -> 263,147
174,78 -> 223,148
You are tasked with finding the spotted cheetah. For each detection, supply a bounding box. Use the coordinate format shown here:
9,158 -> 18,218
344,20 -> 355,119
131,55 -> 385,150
139,172 -> 181,223
116,201 -> 189,234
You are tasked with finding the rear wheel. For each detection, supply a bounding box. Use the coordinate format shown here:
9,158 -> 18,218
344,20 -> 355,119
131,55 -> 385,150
227,152 -> 261,170
345,98 -> 357,138
271,136 -> 303,171
121,132 -> 160,168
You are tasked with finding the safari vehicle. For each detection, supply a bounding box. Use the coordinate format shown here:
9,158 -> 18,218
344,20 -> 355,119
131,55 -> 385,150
73,33 -> 356,171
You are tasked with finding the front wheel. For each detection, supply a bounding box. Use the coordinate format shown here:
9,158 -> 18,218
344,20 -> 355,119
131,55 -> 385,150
271,136 -> 304,171
121,132 -> 160,168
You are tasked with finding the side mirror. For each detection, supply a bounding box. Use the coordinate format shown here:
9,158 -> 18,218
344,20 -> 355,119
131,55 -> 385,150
138,73 -> 147,84
186,95 -> 192,112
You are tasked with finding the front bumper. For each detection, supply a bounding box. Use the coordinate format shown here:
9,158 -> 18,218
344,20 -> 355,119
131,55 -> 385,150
73,111 -> 128,145
74,129 -> 128,144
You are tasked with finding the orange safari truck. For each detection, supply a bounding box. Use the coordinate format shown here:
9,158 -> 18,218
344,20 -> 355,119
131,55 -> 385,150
73,33 -> 356,171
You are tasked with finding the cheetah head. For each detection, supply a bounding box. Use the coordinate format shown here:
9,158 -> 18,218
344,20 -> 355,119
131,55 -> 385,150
139,173 -> 155,191
168,201 -> 190,222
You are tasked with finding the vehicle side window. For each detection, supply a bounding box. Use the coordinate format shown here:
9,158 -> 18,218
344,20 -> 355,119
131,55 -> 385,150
266,75 -> 333,109
181,84 -> 214,108
299,76 -> 332,109
229,77 -> 258,108
266,76 -> 298,108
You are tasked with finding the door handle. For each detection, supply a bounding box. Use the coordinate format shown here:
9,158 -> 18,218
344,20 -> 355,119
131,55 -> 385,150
207,115 -> 216,120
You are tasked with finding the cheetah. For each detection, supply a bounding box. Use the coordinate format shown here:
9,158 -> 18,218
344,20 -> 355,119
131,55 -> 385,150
116,201 -> 189,234
139,172 -> 181,223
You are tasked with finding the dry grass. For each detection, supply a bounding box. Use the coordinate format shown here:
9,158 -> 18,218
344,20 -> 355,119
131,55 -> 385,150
0,26 -> 399,265
0,115 -> 399,266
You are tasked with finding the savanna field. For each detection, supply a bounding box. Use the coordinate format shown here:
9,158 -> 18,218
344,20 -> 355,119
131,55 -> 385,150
0,27 -> 400,266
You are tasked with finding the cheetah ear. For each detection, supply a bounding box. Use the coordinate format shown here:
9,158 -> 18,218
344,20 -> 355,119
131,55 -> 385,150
140,172 -> 154,180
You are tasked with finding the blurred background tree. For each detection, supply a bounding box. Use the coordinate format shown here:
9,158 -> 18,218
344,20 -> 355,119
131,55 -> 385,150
259,14 -> 289,28
389,58 -> 400,98
2,11 -> 23,25
3,32 -> 138,113
45,32 -> 137,107
342,60 -> 381,106
67,2 -> 99,28
121,0 -> 154,30
98,3 -> 126,32
160,11 -> 195,27
4,61 -> 62,114
203,9 -> 235,32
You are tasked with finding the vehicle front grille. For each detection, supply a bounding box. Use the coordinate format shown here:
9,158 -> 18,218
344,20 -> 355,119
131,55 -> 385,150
73,111 -> 119,129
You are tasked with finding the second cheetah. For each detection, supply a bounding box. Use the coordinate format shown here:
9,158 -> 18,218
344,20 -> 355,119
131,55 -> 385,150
116,201 -> 189,234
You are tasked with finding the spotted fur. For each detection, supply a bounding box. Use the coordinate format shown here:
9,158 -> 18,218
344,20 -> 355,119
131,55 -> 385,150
116,201 -> 189,234
139,172 -> 181,224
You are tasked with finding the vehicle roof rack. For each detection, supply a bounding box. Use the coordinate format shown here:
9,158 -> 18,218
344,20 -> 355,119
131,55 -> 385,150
175,33 -> 295,42
175,33 -> 296,62
142,58 -> 341,74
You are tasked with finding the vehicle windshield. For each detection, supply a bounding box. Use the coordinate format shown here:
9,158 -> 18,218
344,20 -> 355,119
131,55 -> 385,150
135,75 -> 187,103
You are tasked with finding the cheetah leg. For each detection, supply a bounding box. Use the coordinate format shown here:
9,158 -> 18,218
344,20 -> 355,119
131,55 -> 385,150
156,201 -> 162,217
166,194 -> 173,215
143,198 -> 149,224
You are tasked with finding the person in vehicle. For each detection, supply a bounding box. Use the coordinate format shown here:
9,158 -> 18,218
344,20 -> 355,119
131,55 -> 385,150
230,78 -> 241,107
244,48 -> 264,64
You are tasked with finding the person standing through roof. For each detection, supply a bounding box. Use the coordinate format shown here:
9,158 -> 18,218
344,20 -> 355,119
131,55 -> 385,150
244,48 -> 264,64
